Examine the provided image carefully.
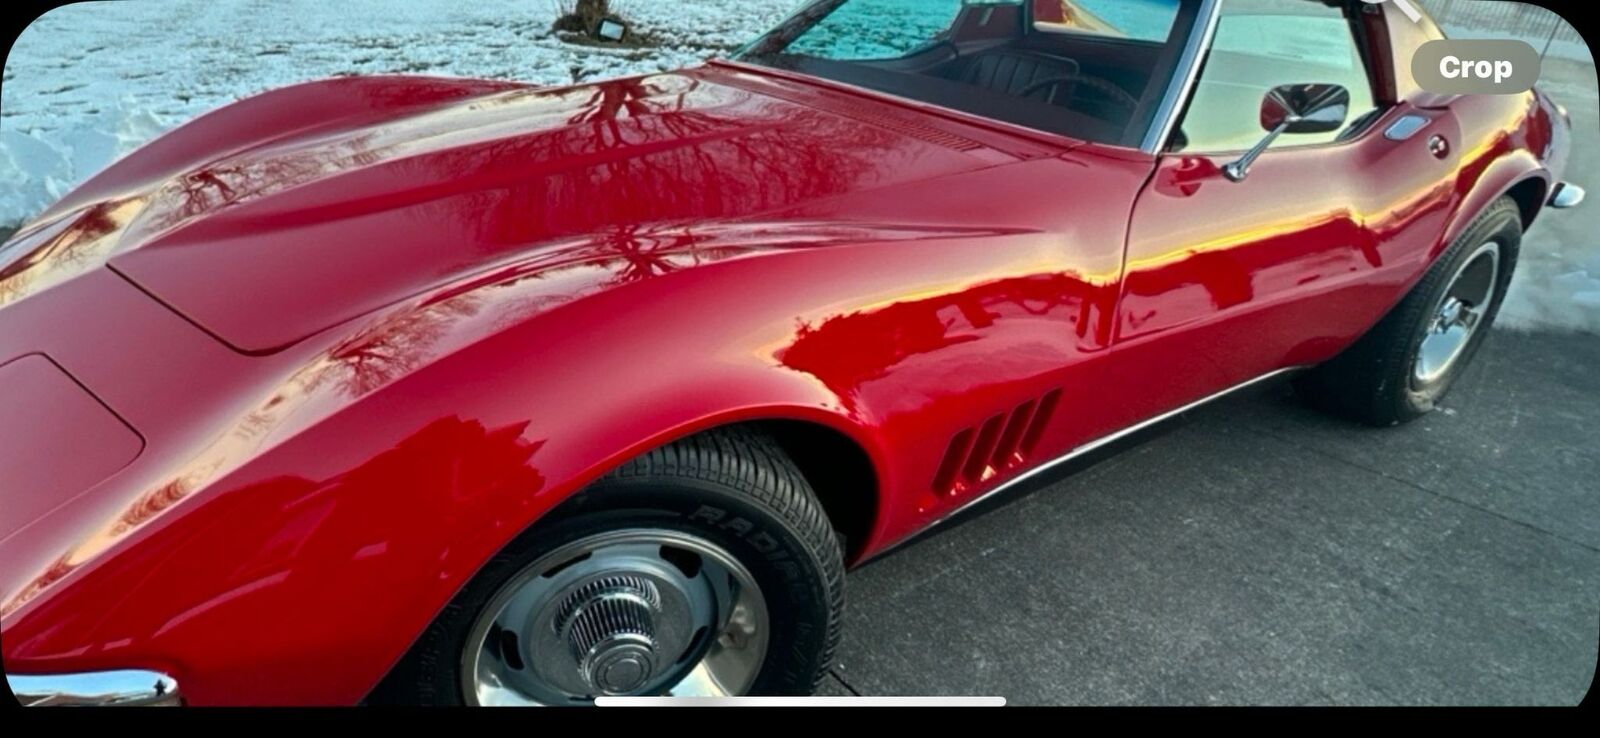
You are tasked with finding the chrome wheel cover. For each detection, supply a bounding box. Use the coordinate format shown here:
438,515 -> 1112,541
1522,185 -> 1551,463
461,529 -> 769,705
1414,241 -> 1500,388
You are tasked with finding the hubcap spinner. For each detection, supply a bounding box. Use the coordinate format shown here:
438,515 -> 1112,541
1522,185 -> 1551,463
556,574 -> 663,694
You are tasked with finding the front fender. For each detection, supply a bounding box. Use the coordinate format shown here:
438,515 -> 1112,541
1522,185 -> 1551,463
0,235 -> 909,705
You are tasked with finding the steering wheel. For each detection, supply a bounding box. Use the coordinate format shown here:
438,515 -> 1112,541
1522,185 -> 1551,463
1017,73 -> 1139,114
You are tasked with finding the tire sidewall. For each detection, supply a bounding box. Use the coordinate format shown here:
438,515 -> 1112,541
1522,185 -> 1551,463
1400,206 -> 1522,414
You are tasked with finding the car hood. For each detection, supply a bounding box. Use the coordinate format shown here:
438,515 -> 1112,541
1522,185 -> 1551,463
4,66 -> 1004,352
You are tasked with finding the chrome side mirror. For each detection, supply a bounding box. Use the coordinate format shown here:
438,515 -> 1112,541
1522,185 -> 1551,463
1222,83 -> 1350,182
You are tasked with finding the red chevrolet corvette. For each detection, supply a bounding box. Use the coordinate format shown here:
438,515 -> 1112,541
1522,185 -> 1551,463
1,0 -> 1581,706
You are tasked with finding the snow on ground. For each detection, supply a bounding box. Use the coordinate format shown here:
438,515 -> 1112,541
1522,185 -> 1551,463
2,0 -> 1598,333
0,0 -> 795,226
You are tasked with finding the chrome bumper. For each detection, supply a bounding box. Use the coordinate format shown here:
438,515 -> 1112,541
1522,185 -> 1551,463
1549,181 -> 1586,209
6,669 -> 181,706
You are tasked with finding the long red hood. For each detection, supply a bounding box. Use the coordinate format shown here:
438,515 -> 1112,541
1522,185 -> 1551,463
5,66 -> 1010,353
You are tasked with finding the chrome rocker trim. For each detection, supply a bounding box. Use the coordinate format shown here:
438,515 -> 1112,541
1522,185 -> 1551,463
7,669 -> 181,706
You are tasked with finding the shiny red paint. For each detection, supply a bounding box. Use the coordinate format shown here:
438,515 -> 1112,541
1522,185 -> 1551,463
0,5 -> 1571,705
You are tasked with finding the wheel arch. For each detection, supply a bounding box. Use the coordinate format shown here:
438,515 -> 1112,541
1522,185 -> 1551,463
354,395 -> 889,704
1437,153 -> 1549,260
740,418 -> 880,564
1504,176 -> 1549,230
535,408 -> 886,567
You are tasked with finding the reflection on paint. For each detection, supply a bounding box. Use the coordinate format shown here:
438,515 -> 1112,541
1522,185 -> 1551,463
0,197 -> 148,307
778,271 -> 1113,410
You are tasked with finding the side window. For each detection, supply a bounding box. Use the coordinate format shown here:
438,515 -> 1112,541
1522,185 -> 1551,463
785,1 -> 967,61
1173,0 -> 1380,153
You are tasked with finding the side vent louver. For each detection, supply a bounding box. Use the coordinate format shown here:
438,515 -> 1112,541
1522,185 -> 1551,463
933,389 -> 1062,497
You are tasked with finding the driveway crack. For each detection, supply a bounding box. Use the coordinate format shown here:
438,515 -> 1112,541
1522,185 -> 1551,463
829,668 -> 863,696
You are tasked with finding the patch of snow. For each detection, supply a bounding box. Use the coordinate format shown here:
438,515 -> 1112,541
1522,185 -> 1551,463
1501,265 -> 1600,334
1,0 -> 797,227
0,100 -> 168,224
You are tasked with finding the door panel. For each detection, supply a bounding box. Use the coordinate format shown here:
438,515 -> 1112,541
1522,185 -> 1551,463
1107,108 -> 1464,430
1096,0 -> 1468,430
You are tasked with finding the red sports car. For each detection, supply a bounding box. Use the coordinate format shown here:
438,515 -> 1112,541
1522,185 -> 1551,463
1,0 -> 1580,706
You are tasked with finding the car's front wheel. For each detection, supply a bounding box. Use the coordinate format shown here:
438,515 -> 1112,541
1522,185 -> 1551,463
370,427 -> 845,705
1294,196 -> 1522,426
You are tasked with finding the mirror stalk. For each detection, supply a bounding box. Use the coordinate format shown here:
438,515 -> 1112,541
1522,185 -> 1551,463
1222,119 -> 1293,183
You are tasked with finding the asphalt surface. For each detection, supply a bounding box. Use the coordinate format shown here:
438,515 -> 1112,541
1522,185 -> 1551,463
817,330 -> 1599,705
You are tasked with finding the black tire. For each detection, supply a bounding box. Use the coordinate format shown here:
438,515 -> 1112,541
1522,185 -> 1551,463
1293,196 -> 1522,427
369,427 -> 845,705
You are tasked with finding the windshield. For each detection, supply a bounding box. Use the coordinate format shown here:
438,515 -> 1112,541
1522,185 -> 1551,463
737,0 -> 1198,148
